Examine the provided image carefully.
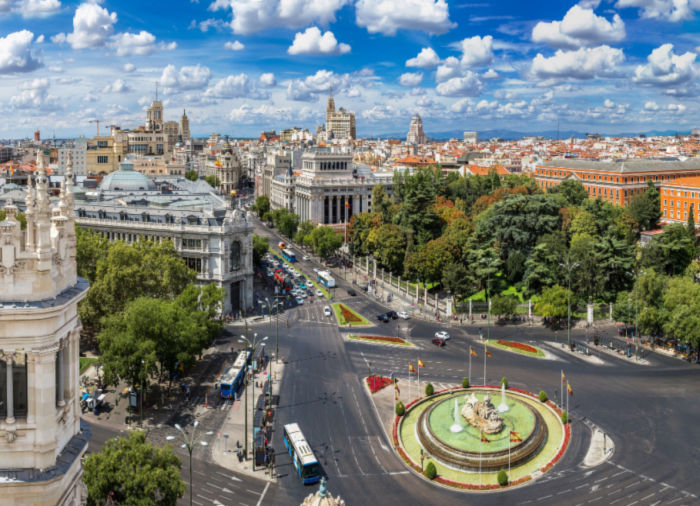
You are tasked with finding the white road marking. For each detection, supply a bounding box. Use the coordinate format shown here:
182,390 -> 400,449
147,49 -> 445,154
255,482 -> 270,506
640,493 -> 655,501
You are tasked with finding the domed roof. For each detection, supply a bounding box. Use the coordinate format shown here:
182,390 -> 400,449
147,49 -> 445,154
100,159 -> 156,192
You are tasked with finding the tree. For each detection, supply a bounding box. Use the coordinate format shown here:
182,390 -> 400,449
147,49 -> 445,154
252,234 -> 269,266
372,184 -> 392,223
462,377 -> 469,388
549,179 -> 588,206
393,168 -> 443,245
569,233 -> 601,301
404,238 -> 453,284
661,277 -> 700,348
491,295 -> 518,319
295,220 -> 316,247
612,291 -> 635,325
425,383 -> 434,396
0,209 -> 26,229
497,469 -> 509,486
309,226 -> 343,259
595,230 -> 636,300
184,170 -> 198,182
251,195 -> 270,218
535,285 -> 571,320
76,226 -> 110,283
442,262 -> 472,301
367,224 -> 406,273
688,203 -> 696,239
568,209 -> 597,243
424,461 -> 437,480
83,431 -> 185,506
628,181 -> 661,231
272,209 -> 300,238
395,400 -> 405,416
204,175 -> 220,188
523,232 -> 566,294
641,224 -> 697,275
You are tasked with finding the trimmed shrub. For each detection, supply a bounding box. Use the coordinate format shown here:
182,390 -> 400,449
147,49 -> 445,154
539,390 -> 548,402
424,461 -> 437,480
425,383 -> 434,396
561,410 -> 569,424
497,469 -> 508,486
395,401 -> 405,416
501,376 -> 508,388
462,377 -> 469,388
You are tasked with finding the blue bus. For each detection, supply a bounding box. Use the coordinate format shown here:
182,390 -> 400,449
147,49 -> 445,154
282,423 -> 321,484
281,248 -> 297,262
317,270 -> 336,288
219,350 -> 250,399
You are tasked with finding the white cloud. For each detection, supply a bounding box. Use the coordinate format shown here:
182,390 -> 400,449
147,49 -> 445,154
644,100 -> 659,110
110,31 -> 157,56
190,18 -> 227,32
56,2 -> 118,50
603,98 -> 615,108
102,78 -> 131,93
436,71 -> 483,96
406,47 -> 440,69
286,68 -> 376,101
347,86 -> 361,97
360,105 -> 403,121
482,68 -> 499,79
259,72 -> 276,87
530,45 -> 625,80
228,103 -> 314,124
210,0 -> 350,36
205,73 -> 269,99
532,5 -> 625,49
667,103 -> 687,113
123,63 -> 135,72
435,56 -> 461,82
160,64 -> 211,91
0,0 -> 10,12
288,27 -> 350,55
399,71 -> 423,86
17,0 -> 60,18
161,41 -> 177,51
10,77 -> 59,110
450,98 -> 473,113
224,40 -> 245,50
0,30 -> 42,74
615,0 -> 700,22
458,35 -> 494,68
633,44 -> 697,87
355,0 -> 455,35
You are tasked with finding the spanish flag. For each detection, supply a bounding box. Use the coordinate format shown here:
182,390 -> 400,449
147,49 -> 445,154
481,434 -> 490,443
470,347 -> 478,358
215,160 -> 223,167
395,390 -> 399,401
561,370 -> 565,383
409,363 -> 416,374
418,359 -> 425,368
567,382 -> 573,396
485,346 -> 492,358
345,201 -> 350,208
510,431 -> 522,442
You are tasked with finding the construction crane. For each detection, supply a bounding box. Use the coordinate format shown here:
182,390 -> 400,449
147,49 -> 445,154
88,119 -> 100,136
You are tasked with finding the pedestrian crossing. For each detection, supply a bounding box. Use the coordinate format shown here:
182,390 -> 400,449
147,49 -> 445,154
293,302 -> 336,325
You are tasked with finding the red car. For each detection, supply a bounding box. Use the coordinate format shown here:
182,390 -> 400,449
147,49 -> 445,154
432,338 -> 446,347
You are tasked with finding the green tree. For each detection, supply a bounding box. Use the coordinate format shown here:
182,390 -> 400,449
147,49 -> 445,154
535,285 -> 571,320
425,382 -> 434,396
497,469 -> 509,486
569,234 -> 601,300
491,295 -> 518,319
688,203 -> 696,238
0,209 -> 27,229
442,262 -> 472,301
272,209 -> 300,238
204,175 -> 220,188
523,232 -> 566,294
404,238 -> 453,284
393,168 -> 443,245
612,291 -> 635,325
641,224 -> 697,275
549,179 -> 588,206
76,226 -> 110,283
424,461 -> 437,480
251,195 -> 270,217
595,231 -> 636,300
662,277 -> 700,348
372,184 -> 392,222
83,431 -> 185,506
184,170 -> 198,181
295,220 -> 316,247
252,234 -> 269,266
309,226 -> 343,259
348,212 -> 375,256
568,209 -> 597,243
367,223 -> 406,273
628,181 -> 661,231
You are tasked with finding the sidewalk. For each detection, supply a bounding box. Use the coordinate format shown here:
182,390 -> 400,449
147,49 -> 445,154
210,358 -> 286,481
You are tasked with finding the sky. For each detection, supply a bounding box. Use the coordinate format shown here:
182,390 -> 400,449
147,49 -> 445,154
1,0 -> 700,139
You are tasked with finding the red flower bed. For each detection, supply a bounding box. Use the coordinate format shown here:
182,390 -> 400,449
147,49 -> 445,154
498,339 -> 538,354
353,335 -> 408,344
339,303 -> 361,323
366,375 -> 392,393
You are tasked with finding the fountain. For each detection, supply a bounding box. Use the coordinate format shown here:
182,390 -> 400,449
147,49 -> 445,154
497,382 -> 509,413
449,398 -> 463,433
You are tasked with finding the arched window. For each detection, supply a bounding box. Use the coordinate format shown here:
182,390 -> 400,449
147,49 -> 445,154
230,240 -> 241,271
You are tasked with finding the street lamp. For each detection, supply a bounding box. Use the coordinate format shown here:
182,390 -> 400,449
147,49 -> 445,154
238,333 -> 268,471
560,259 -> 580,350
166,421 -> 213,506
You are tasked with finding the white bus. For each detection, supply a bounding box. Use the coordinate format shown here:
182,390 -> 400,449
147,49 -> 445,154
317,270 -> 336,288
282,423 -> 321,484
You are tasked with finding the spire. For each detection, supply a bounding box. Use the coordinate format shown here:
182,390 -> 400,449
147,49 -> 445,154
24,170 -> 36,252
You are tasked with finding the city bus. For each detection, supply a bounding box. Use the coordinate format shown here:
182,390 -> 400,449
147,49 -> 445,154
282,423 -> 321,484
219,350 -> 250,399
281,248 -> 297,262
317,270 -> 336,288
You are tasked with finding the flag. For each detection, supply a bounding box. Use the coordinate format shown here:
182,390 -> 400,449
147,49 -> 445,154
485,346 -> 492,358
470,347 -> 478,358
345,201 -> 350,208
567,382 -> 573,396
395,390 -> 399,401
481,434 -> 490,443
510,431 -> 522,442
561,370 -> 565,383
215,160 -> 222,167
409,363 -> 416,374
418,359 -> 425,368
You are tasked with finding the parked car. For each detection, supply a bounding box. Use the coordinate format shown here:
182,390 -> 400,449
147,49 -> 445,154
432,338 -> 446,347
398,311 -> 409,319
307,289 -> 314,296
295,297 -> 304,305
386,311 -> 398,319
347,289 -> 357,296
316,289 -> 323,297
377,313 -> 389,323
435,331 -> 451,341
324,306 -> 332,317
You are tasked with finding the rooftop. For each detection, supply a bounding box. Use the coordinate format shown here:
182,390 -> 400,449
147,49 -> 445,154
537,158 -> 700,173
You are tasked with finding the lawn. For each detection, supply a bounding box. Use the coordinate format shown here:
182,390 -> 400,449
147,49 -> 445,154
348,335 -> 414,347
484,339 -> 545,358
332,302 -> 372,326
79,357 -> 98,374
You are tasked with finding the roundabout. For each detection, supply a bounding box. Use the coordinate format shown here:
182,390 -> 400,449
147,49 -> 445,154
394,386 -> 570,491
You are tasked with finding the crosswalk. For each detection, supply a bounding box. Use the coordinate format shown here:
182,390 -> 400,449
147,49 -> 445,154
293,303 -> 336,325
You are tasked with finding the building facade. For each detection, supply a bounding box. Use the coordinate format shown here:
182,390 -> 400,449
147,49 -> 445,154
203,139 -> 242,195
0,153 -> 89,504
325,94 -> 356,141
660,176 -> 700,225
57,138 -> 87,176
179,110 -> 190,141
406,114 -> 427,145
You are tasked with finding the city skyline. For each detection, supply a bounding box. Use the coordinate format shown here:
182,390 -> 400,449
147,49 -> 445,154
0,0 -> 699,138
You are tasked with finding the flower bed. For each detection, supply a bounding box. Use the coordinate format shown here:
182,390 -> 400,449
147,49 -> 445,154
366,375 -> 392,393
486,339 -> 545,357
332,303 -> 371,326
498,340 -> 538,354
348,335 -> 412,346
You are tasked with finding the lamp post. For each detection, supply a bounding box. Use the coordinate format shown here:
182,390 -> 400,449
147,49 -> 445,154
238,333 -> 268,471
140,359 -> 145,427
560,259 -> 579,350
275,294 -> 282,363
166,421 -> 212,506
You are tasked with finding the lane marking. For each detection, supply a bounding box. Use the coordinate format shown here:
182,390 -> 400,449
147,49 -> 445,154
255,482 -> 270,506
640,493 -> 655,501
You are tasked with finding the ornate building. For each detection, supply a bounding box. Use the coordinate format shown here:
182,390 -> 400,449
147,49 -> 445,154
179,110 -> 190,142
325,92 -> 356,141
204,138 -> 243,195
0,152 -> 90,504
406,114 -> 427,145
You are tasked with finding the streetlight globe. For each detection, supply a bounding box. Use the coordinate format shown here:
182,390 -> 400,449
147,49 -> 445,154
200,441 -> 208,446
181,444 -> 187,449
194,420 -> 199,428
166,436 -> 175,441
263,336 -> 269,341
175,423 -> 182,431
238,339 -> 244,343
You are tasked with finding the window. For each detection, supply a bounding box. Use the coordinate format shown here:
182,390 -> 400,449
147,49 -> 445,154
185,257 -> 202,273
230,240 -> 241,271
183,238 -> 202,249
0,354 -> 28,418
97,155 -> 109,164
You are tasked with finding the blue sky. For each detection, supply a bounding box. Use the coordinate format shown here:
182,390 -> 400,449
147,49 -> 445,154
0,0 -> 699,138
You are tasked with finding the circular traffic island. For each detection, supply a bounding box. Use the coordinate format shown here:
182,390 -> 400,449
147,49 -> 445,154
394,387 -> 570,491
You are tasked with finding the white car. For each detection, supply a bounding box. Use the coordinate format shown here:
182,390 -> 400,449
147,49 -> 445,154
296,297 -> 304,305
302,255 -> 310,261
435,331 -> 450,341
316,289 -> 323,297
398,311 -> 410,319
301,291 -> 307,298
324,306 -> 332,317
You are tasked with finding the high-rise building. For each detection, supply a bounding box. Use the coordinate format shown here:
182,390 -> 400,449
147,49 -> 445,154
0,152 -> 89,504
179,110 -> 190,141
146,100 -> 163,132
325,92 -> 356,141
406,114 -> 427,144
464,131 -> 479,144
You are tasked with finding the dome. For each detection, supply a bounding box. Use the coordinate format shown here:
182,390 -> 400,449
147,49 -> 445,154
99,159 -> 156,192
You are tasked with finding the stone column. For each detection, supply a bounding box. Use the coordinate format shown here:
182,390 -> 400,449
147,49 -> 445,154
435,292 -> 438,311
5,353 -> 15,423
587,302 -> 594,325
57,345 -> 66,407
528,299 -> 533,320
423,286 -> 428,308
469,299 -> 472,321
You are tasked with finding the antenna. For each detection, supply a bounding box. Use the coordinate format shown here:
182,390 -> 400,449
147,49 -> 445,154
155,81 -> 159,101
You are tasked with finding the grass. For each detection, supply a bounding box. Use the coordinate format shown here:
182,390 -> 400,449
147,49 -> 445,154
270,249 -> 331,299
348,335 -> 414,347
332,302 -> 372,326
80,357 -> 98,374
484,339 -> 546,358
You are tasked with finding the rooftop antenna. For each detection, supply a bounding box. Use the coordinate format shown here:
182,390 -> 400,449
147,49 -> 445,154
155,81 -> 159,101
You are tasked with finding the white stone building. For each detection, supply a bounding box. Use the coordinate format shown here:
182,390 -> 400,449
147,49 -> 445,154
57,138 -> 87,175
406,114 -> 427,145
0,153 -> 89,504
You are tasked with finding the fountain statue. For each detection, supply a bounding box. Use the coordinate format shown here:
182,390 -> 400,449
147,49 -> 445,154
449,398 -> 463,433
461,393 -> 504,434
497,383 -> 509,413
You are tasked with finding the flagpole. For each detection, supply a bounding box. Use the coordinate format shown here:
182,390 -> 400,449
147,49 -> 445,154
479,431 -> 482,485
483,343 -> 487,385
508,434 -> 511,474
567,382 -> 569,417
408,363 -> 411,402
561,370 -> 564,409
468,348 -> 472,386
417,357 -> 420,395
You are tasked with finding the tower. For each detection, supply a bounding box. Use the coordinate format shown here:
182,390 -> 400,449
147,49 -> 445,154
179,109 -> 190,141
0,152 -> 89,504
326,88 -> 335,130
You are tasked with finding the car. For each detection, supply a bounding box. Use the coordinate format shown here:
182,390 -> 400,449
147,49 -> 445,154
301,292 -> 307,298
432,338 -> 446,347
386,311 -> 398,319
347,289 -> 357,296
302,255 -> 310,261
316,289 -> 323,297
295,297 -> 304,305
398,311 -> 409,319
307,289 -> 314,296
324,306 -> 332,317
299,283 -> 307,290
435,331 -> 450,341
377,314 -> 389,323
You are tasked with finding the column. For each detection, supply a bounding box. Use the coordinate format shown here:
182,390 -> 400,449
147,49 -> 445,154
469,299 -> 473,321
57,346 -> 65,407
5,353 -> 14,423
587,302 -> 594,325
